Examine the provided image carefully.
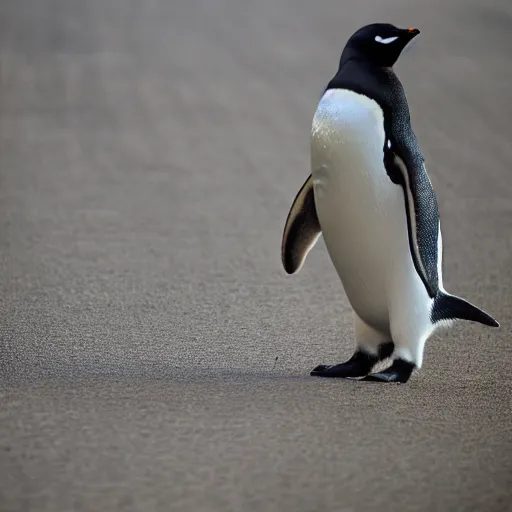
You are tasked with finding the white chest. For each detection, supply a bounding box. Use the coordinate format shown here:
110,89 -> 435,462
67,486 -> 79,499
311,89 -> 390,205
310,89 -> 409,329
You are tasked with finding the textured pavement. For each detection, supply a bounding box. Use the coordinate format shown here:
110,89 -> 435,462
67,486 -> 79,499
1,0 -> 511,511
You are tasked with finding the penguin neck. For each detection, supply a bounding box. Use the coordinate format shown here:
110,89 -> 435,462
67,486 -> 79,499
324,51 -> 398,99
339,46 -> 364,65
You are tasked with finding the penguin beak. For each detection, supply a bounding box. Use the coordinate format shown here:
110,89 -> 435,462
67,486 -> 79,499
401,27 -> 420,55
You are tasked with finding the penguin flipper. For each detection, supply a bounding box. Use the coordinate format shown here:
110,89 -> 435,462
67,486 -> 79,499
388,142 -> 440,298
281,174 -> 322,275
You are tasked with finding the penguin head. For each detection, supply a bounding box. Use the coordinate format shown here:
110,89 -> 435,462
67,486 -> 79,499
344,23 -> 420,67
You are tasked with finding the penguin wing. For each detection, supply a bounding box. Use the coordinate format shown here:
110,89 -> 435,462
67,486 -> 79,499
387,141 -> 440,298
281,174 -> 322,275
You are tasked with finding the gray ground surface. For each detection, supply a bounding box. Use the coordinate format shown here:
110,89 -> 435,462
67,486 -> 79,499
1,0 -> 511,511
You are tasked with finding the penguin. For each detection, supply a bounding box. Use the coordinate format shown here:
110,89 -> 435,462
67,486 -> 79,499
281,23 -> 499,383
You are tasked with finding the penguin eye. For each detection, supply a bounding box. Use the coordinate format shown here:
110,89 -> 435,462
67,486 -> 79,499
375,35 -> 399,44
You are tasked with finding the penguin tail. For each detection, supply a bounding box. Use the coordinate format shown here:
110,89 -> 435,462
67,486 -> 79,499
433,293 -> 499,327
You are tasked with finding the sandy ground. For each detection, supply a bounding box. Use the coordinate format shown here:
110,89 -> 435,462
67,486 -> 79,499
0,0 -> 511,510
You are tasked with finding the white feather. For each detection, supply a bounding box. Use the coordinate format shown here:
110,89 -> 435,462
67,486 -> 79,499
375,35 -> 399,44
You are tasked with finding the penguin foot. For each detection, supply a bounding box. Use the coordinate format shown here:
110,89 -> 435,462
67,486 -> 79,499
310,361 -> 370,378
311,342 -> 394,379
362,358 -> 415,383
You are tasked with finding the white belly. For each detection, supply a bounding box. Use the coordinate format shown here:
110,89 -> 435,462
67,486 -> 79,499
311,89 -> 414,333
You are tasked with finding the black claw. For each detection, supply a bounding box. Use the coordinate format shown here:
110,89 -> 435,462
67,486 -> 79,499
312,365 -> 329,373
362,358 -> 415,384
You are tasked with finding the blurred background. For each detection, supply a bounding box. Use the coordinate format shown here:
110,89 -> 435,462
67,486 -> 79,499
0,0 -> 511,511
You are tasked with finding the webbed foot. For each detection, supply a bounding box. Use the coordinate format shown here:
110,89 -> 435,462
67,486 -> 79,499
311,342 -> 394,379
362,358 -> 415,383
